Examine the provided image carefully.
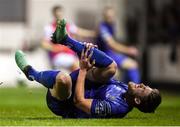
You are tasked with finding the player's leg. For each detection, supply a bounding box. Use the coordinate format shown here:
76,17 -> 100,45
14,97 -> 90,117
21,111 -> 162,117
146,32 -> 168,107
121,57 -> 140,83
49,71 -> 72,100
108,51 -> 140,83
86,62 -> 117,83
52,19 -> 116,82
15,50 -> 72,100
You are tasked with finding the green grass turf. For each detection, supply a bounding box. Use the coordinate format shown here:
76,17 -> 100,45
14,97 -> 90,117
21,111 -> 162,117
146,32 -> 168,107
0,87 -> 180,126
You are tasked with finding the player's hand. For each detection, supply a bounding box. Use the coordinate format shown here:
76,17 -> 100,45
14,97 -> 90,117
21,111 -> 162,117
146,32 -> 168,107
83,42 -> 98,49
80,43 -> 95,71
128,46 -> 139,57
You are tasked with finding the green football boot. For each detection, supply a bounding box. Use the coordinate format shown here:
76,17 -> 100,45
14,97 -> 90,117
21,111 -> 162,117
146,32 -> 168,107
51,19 -> 68,44
15,50 -> 33,81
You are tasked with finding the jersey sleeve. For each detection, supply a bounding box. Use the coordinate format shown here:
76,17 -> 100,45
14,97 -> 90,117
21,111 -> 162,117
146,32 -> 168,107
91,99 -> 129,118
99,24 -> 112,41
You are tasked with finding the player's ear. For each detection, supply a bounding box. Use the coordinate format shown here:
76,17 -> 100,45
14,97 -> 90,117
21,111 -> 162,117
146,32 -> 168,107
134,97 -> 141,105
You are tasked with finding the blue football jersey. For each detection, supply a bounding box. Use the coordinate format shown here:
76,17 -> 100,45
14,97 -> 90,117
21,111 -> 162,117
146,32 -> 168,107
70,70 -> 133,118
90,79 -> 132,118
97,22 -> 115,52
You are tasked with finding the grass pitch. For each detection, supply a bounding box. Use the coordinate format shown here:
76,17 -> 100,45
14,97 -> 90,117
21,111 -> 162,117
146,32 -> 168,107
0,87 -> 180,126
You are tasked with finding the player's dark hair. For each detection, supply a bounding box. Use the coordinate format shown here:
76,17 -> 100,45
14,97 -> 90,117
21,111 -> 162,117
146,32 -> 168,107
137,89 -> 161,113
52,5 -> 63,14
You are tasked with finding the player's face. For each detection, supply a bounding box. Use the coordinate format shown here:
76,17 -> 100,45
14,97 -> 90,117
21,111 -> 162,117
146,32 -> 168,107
104,9 -> 115,24
128,82 -> 153,97
54,9 -> 63,20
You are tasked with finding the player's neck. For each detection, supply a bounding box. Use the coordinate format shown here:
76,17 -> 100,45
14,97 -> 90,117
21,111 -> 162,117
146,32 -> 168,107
124,92 -> 135,107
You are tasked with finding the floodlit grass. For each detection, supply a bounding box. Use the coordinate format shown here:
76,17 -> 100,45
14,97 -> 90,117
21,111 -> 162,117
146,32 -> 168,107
0,87 -> 180,126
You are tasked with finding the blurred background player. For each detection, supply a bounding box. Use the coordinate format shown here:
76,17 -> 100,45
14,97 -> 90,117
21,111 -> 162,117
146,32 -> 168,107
96,6 -> 140,83
42,5 -> 96,72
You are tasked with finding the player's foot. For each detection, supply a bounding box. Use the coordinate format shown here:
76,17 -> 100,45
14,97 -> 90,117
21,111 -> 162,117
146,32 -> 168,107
15,50 -> 34,81
51,19 -> 68,44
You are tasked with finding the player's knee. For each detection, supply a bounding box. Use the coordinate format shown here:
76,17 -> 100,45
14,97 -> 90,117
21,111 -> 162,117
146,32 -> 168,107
56,73 -> 70,85
108,61 -> 117,76
130,60 -> 138,69
122,59 -> 138,69
55,73 -> 72,100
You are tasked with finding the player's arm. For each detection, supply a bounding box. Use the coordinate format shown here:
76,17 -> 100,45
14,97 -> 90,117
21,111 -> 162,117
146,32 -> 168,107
100,25 -> 138,56
73,64 -> 117,117
74,67 -> 113,117
41,25 -> 54,51
73,44 -> 116,117
41,39 -> 65,53
73,69 -> 92,114
73,46 -> 95,114
41,39 -> 53,51
76,27 -> 96,38
74,64 -> 116,117
68,23 -> 96,38
41,25 -> 62,53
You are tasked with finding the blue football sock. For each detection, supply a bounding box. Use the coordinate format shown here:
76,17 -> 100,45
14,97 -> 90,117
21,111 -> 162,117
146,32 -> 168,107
124,68 -> 140,83
64,36 -> 113,68
27,67 -> 59,88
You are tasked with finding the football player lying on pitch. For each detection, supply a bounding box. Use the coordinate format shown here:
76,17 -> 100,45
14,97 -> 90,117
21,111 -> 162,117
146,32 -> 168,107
15,19 -> 161,118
